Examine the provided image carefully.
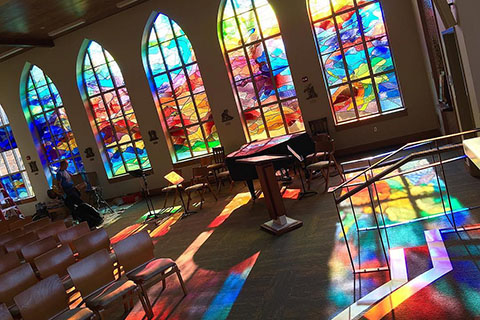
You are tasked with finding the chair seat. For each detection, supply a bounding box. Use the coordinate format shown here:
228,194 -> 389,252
54,307 -> 94,320
207,163 -> 224,170
161,185 -> 180,192
85,279 -> 137,308
184,183 -> 206,192
126,258 -> 176,284
307,161 -> 330,170
217,171 -> 230,178
306,152 -> 327,160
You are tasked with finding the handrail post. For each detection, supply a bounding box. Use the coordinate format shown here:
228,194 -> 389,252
435,141 -> 456,230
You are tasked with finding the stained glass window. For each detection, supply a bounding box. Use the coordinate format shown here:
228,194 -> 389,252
0,105 -> 34,200
81,41 -> 151,178
308,0 -> 404,124
145,13 -> 221,162
220,0 -> 305,141
24,65 -> 85,185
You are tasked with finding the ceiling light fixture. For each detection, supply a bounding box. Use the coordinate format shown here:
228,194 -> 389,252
116,0 -> 139,9
0,48 -> 24,60
48,19 -> 86,37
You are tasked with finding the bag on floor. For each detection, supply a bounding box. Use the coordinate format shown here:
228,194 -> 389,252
73,203 -> 103,229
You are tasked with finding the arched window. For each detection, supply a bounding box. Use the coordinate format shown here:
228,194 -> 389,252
23,65 -> 84,185
144,13 -> 221,162
220,0 -> 305,141
308,0 -> 404,124
0,104 -> 34,200
80,41 -> 151,178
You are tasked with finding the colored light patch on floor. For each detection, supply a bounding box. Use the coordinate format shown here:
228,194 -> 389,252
125,192 -> 257,319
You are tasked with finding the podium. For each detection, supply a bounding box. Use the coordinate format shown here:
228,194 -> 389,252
237,155 -> 303,235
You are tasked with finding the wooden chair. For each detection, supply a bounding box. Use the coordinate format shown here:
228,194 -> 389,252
14,275 -> 95,320
0,222 -> 9,235
7,216 -> 33,231
184,166 -> 217,210
21,236 -> 58,264
34,245 -> 76,280
67,249 -> 151,320
0,264 -> 37,308
0,303 -> 12,320
0,252 -> 21,275
0,229 -> 24,252
306,135 -> 344,192
308,117 -> 329,136
36,220 -> 67,242
4,232 -> 39,259
112,231 -> 186,317
72,228 -> 110,260
23,218 -> 51,234
161,169 -> 182,208
57,222 -> 90,249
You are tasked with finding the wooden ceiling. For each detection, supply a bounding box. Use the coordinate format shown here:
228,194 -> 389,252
0,0 -> 148,60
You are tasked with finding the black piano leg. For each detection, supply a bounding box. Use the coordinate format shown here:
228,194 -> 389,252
246,180 -> 256,199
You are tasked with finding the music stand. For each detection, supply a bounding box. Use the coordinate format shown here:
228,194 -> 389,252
164,171 -> 196,219
287,145 -> 317,199
128,169 -> 159,221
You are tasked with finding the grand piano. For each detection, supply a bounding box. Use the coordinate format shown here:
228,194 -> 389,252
226,133 -> 315,198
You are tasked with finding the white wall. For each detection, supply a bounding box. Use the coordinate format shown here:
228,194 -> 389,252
0,0 -> 439,213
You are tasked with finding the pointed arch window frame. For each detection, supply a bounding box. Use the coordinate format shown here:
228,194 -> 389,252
77,39 -> 152,179
0,104 -> 35,201
219,0 -> 305,142
142,11 -> 222,163
307,0 -> 405,125
21,63 -> 85,186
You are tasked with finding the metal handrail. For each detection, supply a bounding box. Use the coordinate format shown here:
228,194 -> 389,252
333,142 -> 466,204
330,129 -> 480,195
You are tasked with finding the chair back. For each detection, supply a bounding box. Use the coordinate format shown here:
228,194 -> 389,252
14,275 -> 68,320
57,222 -> 89,248
67,249 -> 114,297
0,229 -> 24,249
0,252 -> 21,275
34,245 -> 75,279
313,134 -> 335,154
0,264 -> 37,307
21,236 -> 58,263
192,166 -> 210,184
36,221 -> 67,241
72,228 -> 110,259
112,230 -> 154,273
212,147 -> 226,164
0,222 -> 9,235
0,303 -> 13,320
308,117 -> 329,136
7,216 -> 33,231
4,232 -> 39,258
23,218 -> 50,234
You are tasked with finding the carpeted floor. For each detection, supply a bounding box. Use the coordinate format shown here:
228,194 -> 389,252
97,151 -> 480,320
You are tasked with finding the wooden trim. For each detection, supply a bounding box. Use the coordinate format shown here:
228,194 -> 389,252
173,154 -> 212,169
106,169 -> 154,184
15,196 -> 37,205
336,129 -> 441,157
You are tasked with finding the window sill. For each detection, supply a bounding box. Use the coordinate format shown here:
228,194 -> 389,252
106,169 -> 154,184
334,109 -> 407,131
15,196 -> 37,205
173,154 -> 213,169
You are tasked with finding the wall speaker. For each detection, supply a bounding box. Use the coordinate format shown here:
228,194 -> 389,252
433,0 -> 457,29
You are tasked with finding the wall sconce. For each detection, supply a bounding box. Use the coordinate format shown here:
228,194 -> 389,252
148,130 -> 159,142
221,109 -> 234,122
28,161 -> 38,173
84,147 -> 95,159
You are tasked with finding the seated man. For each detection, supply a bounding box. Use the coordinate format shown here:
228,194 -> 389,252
54,160 -> 84,212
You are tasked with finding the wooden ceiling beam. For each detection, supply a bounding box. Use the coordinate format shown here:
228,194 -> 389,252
0,38 -> 55,48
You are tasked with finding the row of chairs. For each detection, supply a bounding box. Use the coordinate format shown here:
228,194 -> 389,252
0,216 -> 34,234
0,225 -> 186,319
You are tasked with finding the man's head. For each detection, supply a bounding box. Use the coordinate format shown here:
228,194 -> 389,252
59,160 -> 68,171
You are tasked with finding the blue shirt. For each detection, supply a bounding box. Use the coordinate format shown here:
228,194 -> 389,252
56,170 -> 74,192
